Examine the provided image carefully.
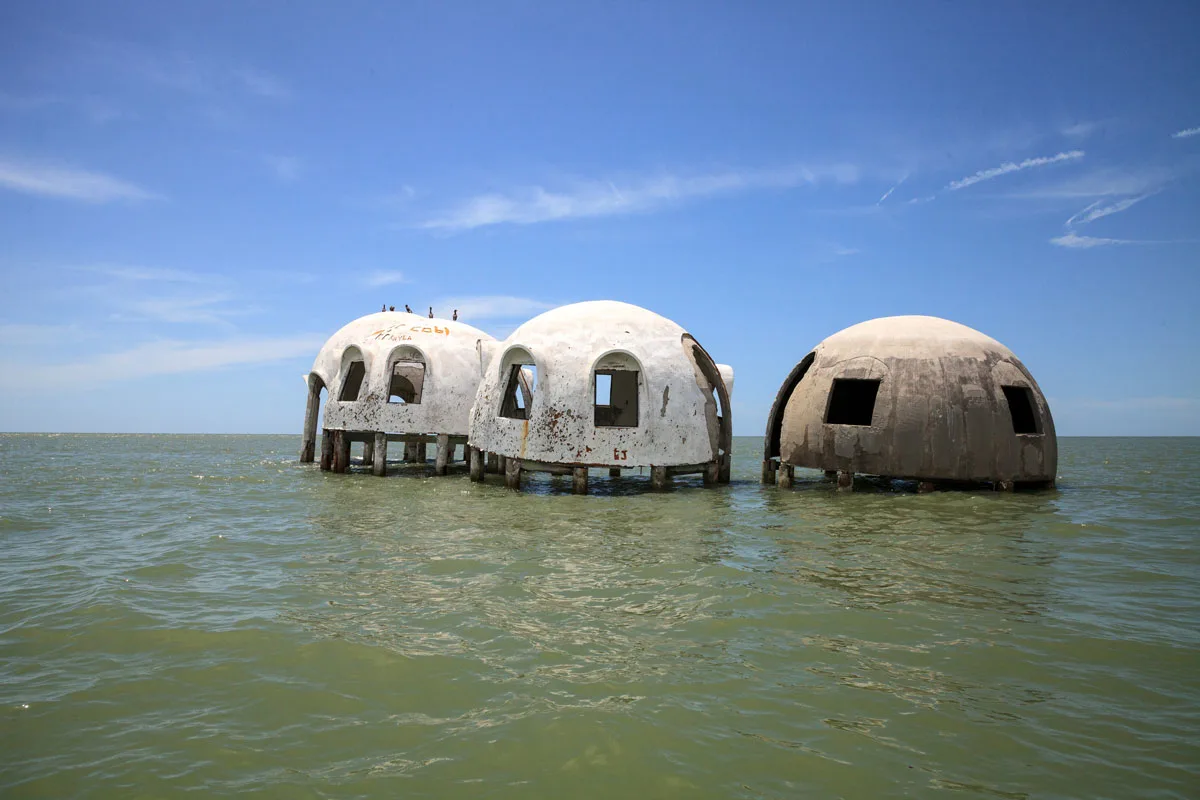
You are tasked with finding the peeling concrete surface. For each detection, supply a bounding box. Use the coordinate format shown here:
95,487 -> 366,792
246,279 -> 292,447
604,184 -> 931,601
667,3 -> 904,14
310,311 -> 495,436
468,301 -> 734,470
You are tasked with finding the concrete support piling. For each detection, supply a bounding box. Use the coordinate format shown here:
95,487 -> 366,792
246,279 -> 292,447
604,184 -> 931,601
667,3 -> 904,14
836,471 -> 854,491
703,461 -> 720,486
778,463 -> 794,489
300,381 -> 321,463
372,433 -> 387,476
572,467 -> 588,495
469,447 -> 484,482
434,434 -> 450,476
319,429 -> 333,471
486,452 -> 501,475
650,466 -> 670,491
332,430 -> 351,474
918,481 -> 937,493
609,468 -> 621,478
361,438 -> 374,466
504,458 -> 522,490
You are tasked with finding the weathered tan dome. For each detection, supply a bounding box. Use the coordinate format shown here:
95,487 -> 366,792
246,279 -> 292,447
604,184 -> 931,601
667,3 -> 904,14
766,315 -> 1056,486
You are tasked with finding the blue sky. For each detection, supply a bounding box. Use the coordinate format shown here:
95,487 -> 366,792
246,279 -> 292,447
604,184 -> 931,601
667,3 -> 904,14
1,1 -> 1198,435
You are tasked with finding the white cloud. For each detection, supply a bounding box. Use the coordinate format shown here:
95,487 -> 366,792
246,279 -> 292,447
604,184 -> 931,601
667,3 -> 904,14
876,175 -> 907,205
946,150 -> 1084,191
0,158 -> 159,203
365,271 -> 408,287
421,164 -> 861,230
435,295 -> 555,321
265,155 -> 301,182
1064,193 -> 1156,227
1050,232 -> 1136,248
0,334 -> 324,390
1170,126 -> 1200,139
116,294 -> 245,325
833,246 -> 861,257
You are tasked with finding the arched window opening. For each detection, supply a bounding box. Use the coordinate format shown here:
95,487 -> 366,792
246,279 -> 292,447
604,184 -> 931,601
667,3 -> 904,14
500,355 -> 537,420
339,360 -> 366,401
388,348 -> 425,404
593,352 -> 639,427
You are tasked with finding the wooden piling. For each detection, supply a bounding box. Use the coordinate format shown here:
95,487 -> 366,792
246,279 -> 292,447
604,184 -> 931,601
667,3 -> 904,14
372,433 -> 387,476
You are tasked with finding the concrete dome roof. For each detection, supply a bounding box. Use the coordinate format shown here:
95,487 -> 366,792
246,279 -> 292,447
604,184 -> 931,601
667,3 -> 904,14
769,315 -> 1056,484
469,301 -> 734,469
310,311 -> 495,437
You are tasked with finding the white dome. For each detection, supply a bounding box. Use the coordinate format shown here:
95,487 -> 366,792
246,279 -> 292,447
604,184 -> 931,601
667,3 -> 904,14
469,301 -> 734,469
311,311 -> 495,436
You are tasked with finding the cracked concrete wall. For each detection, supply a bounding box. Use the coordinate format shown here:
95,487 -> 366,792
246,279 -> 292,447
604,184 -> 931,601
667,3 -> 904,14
468,301 -> 734,468
311,311 -> 495,435
776,316 -> 1056,482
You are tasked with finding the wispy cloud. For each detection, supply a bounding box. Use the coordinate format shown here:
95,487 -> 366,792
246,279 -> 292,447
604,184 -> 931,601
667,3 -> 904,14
833,246 -> 861,257
421,164 -> 861,230
1064,193 -> 1156,227
435,295 -> 555,321
233,68 -> 291,100
264,155 -> 301,182
947,150 -> 1084,191
1050,232 -> 1139,248
0,335 -> 324,390
0,158 -> 159,203
1062,121 -> 1101,139
115,294 -> 246,325
1170,126 -> 1200,139
365,271 -> 407,287
1004,166 -> 1176,200
83,265 -> 207,283
877,175 -> 907,205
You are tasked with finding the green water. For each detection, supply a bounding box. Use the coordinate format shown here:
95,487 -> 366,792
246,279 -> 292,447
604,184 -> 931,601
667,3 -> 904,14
1,435 -> 1197,798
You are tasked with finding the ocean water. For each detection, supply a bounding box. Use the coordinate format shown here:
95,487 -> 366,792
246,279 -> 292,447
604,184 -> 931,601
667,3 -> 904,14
1,434 -> 1197,799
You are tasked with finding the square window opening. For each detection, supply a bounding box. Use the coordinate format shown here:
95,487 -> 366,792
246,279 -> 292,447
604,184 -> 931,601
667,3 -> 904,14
1002,385 -> 1040,434
826,378 -> 880,426
389,361 -> 425,404
594,370 -> 638,427
500,364 -> 536,419
338,361 -> 366,402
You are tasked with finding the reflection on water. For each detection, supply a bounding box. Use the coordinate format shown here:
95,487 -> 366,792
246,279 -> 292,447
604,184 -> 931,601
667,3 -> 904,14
1,434 -> 1197,798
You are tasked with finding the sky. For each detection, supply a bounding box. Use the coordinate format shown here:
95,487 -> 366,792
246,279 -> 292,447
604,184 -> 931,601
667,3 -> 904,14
1,0 -> 1198,435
